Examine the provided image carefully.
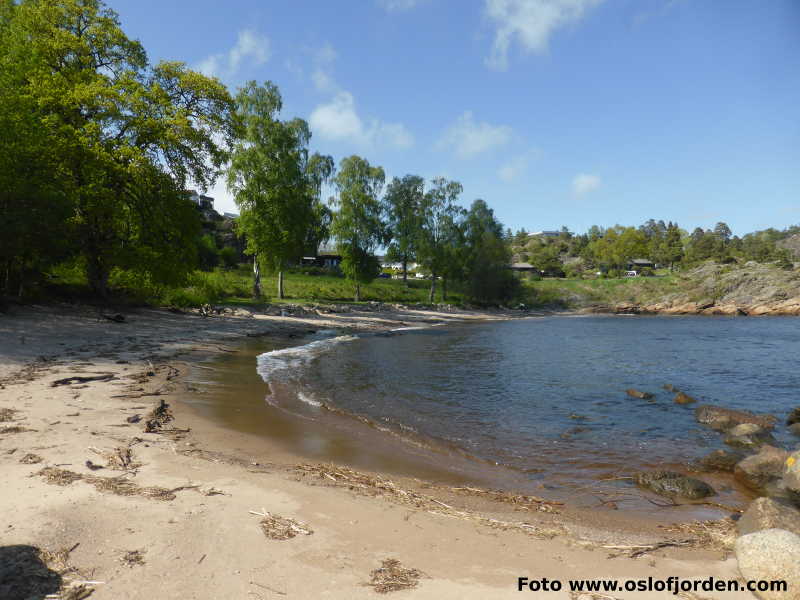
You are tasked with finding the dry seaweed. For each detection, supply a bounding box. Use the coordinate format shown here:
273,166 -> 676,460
449,485 -> 562,513
366,559 -> 423,594
88,445 -> 140,472
250,509 -> 313,540
35,466 -> 193,501
144,399 -> 174,432
51,374 -> 115,387
37,467 -> 83,486
19,453 -> 43,464
660,518 -> 737,553
119,549 -> 146,567
0,407 -> 17,422
0,425 -> 35,434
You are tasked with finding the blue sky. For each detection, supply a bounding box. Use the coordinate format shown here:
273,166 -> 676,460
107,0 -> 799,236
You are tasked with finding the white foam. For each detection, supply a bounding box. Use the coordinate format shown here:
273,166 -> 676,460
297,391 -> 322,407
256,335 -> 358,388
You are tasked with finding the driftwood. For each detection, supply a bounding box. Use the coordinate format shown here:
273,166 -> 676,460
51,374 -> 115,387
102,314 -> 126,323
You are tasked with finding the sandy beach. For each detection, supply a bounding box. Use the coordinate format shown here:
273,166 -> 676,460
0,303 -> 752,599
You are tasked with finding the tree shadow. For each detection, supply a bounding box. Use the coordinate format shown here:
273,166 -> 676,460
0,545 -> 63,600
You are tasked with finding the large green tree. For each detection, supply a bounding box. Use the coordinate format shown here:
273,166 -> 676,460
383,175 -> 424,284
330,156 -> 386,301
416,177 -> 464,303
228,80 -> 318,299
1,0 -> 234,297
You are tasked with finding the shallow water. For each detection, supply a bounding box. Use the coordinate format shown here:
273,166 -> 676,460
185,316 -> 800,513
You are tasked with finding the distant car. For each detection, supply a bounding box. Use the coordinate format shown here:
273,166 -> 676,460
624,270 -> 638,278
377,273 -> 391,278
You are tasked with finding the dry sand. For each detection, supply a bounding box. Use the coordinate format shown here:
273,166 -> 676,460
0,303 -> 752,599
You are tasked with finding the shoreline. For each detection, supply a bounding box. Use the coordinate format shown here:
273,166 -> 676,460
0,303 -> 752,599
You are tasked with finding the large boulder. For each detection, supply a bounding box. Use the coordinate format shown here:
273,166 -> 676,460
635,470 -> 715,499
626,388 -> 653,399
784,450 -> 800,505
694,448 -> 745,472
695,404 -> 777,432
724,423 -> 777,449
737,497 -> 800,537
734,446 -> 790,493
787,407 -> 800,426
789,424 -> 800,437
735,529 -> 800,600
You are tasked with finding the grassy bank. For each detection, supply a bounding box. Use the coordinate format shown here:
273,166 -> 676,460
523,274 -> 680,308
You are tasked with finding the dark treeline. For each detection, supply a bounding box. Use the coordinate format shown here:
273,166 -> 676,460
1,0 -> 516,306
509,220 -> 799,278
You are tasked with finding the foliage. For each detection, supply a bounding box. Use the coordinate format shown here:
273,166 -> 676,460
383,175 -> 424,282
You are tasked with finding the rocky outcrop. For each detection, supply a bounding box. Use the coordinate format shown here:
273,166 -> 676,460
737,497 -> 800,537
724,423 -> 776,449
674,391 -> 696,404
635,470 -> 715,499
784,451 -> 800,506
787,407 -> 800,426
735,529 -> 800,600
625,388 -> 653,399
734,446 -> 790,493
695,404 -> 777,432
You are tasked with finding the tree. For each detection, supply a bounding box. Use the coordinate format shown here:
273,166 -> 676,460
461,199 -> 518,303
383,175 -> 424,284
416,177 -> 464,303
304,153 -> 335,255
330,156 -> 386,301
228,81 -> 315,299
2,0 -> 234,297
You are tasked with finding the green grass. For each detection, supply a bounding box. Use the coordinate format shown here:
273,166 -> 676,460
523,274 -> 680,308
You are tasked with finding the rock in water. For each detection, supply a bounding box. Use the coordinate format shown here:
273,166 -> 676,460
724,423 -> 776,449
663,384 -> 677,392
695,404 -> 777,432
734,446 -> 790,493
674,391 -> 696,404
787,407 -> 800,426
694,449 -> 745,472
735,529 -> 800,600
789,424 -> 800,437
626,388 -> 654,399
784,451 -> 800,506
738,497 -> 800,537
635,470 -> 715,499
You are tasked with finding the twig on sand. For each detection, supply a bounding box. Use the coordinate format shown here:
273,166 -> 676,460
250,509 -> 313,540
365,558 -> 424,594
250,581 -> 287,596
51,374 -> 115,387
601,539 -> 694,558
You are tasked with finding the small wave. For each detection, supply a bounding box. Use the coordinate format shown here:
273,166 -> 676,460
297,391 -> 322,408
256,334 -> 358,388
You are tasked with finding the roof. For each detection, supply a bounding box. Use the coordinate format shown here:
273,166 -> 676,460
629,258 -> 654,265
510,262 -> 535,269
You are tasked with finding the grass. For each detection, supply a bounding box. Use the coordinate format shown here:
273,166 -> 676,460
523,274 -> 680,308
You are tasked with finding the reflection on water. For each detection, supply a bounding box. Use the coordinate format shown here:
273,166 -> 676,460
183,316 -> 800,513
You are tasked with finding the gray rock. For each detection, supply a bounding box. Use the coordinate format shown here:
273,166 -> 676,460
694,449 -> 745,472
787,407 -> 800,426
695,404 -> 777,432
735,529 -> 800,600
663,383 -> 677,392
626,388 -> 653,399
724,424 -> 777,449
635,470 -> 715,499
735,446 -> 790,493
784,450 -> 800,506
789,423 -> 800,437
737,497 -> 800,536
674,391 -> 696,405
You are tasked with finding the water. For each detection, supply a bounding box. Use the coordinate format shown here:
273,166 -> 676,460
187,316 -> 800,512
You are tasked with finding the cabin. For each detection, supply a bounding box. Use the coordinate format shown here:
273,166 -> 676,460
528,230 -> 564,239
510,262 -> 536,272
300,254 -> 342,269
627,258 -> 654,270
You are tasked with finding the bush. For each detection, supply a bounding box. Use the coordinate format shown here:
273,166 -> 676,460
218,246 -> 239,270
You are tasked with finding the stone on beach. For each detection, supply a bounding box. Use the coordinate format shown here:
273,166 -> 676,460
787,407 -> 800,426
737,497 -> 800,537
784,450 -> 800,506
625,388 -> 653,400
635,470 -> 715,499
694,448 -> 745,473
735,529 -> 800,600
695,404 -> 777,432
724,423 -> 776,449
734,446 -> 790,493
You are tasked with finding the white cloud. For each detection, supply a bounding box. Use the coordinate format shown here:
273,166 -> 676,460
438,111 -> 512,159
378,0 -> 423,11
498,148 -> 541,181
309,92 -> 414,149
572,173 -> 601,196
197,29 -> 270,78
484,0 -> 603,70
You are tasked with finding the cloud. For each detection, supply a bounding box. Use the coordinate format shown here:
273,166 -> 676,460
378,0 -> 424,11
438,111 -> 513,159
309,92 -> 414,149
498,148 -> 541,181
572,173 -> 601,196
197,29 -> 270,78
484,0 -> 603,70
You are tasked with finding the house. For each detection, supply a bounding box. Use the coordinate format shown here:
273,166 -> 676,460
223,212 -> 238,219
529,230 -> 570,239
300,254 -> 342,269
510,262 -> 536,272
187,190 -> 214,210
627,258 -> 654,270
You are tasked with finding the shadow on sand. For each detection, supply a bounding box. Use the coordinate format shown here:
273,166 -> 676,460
0,545 -> 63,600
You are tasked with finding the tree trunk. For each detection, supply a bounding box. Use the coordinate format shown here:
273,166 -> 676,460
428,272 -> 436,304
441,277 -> 447,302
277,270 -> 284,299
402,259 -> 408,286
354,283 -> 360,302
252,257 -> 262,298
86,253 -> 109,299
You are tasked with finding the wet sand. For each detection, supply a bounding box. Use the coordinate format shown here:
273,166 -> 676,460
0,303 -> 752,599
